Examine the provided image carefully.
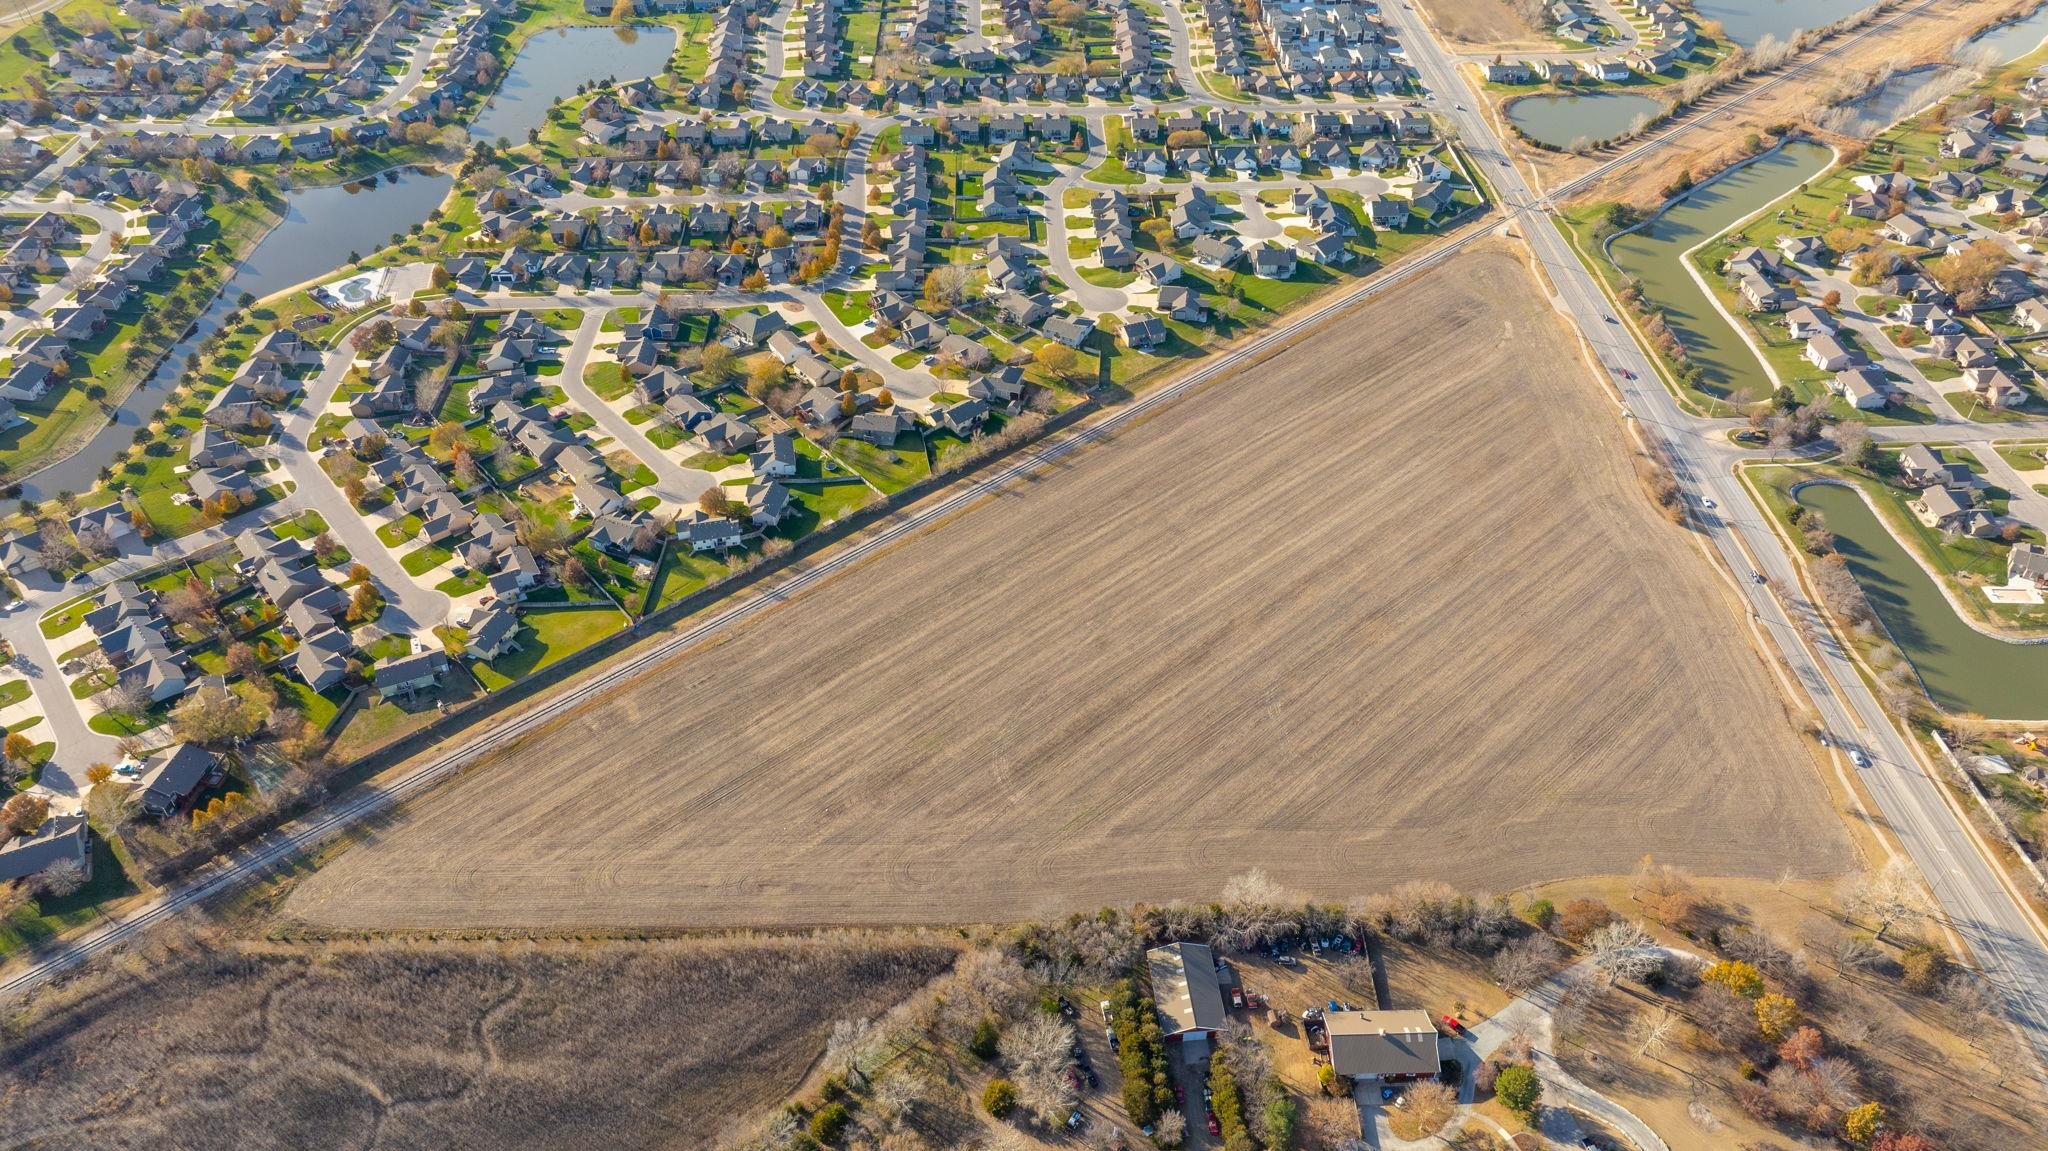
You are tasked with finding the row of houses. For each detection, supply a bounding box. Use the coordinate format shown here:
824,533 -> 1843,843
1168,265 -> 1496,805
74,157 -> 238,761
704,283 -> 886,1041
685,0 -> 763,108
1485,0 -> 1697,84
1133,105 -> 1432,145
787,66 -> 1169,108
996,0 -> 1043,56
799,0 -> 841,78
1199,0 -> 1252,80
0,191 -> 209,413
1259,0 -> 1407,97
441,230 -> 809,293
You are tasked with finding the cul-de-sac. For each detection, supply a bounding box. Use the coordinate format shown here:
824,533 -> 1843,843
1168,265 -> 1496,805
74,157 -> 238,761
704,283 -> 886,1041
4,1 -> 2048,1149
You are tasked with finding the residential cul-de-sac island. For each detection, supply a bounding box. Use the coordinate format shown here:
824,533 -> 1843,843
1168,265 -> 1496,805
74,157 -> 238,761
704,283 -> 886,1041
5,0 -> 2048,1149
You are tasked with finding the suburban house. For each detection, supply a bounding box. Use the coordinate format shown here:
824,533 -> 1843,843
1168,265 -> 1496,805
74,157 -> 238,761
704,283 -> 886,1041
136,742 -> 224,818
2010,541 -> 2048,589
1898,445 -> 1976,489
1831,366 -> 1888,411
1739,272 -> 1792,312
1918,485 -> 1998,538
1783,305 -> 1833,340
377,650 -> 448,701
1324,1010 -> 1442,1084
1146,942 -> 1228,1059
0,813 -> 90,884
1965,366 -> 2028,409
1803,333 -> 1860,372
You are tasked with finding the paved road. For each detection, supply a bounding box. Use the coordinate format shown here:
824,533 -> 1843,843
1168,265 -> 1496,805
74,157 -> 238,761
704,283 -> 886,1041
1383,0 -> 2048,1075
552,309 -> 713,505
272,345 -> 452,638
9,2 -> 2048,1085
0,200 -> 1484,1000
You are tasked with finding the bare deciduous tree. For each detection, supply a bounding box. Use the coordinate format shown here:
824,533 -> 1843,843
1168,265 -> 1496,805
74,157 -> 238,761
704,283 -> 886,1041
824,1017 -> 878,1086
999,1012 -> 1076,1123
37,857 -> 85,897
1586,920 -> 1664,983
1630,1007 -> 1679,1059
1490,933 -> 1563,993
1403,1080 -> 1457,1136
1841,859 -> 1931,942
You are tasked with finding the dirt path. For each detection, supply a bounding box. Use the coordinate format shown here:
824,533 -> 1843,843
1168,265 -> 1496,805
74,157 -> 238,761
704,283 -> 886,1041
287,248 -> 1852,932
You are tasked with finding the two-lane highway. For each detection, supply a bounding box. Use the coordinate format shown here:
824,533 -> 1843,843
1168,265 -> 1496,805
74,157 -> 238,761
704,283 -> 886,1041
1381,0 -> 2048,1072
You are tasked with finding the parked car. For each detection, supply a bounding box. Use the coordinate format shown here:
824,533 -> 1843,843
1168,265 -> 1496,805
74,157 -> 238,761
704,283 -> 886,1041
1230,987 -> 1245,1008
1439,1014 -> 1464,1035
1206,1110 -> 1221,1137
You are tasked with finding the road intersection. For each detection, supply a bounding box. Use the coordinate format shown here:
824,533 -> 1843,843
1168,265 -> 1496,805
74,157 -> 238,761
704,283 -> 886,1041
3,3 -> 2047,1097
1381,0 -> 2048,1074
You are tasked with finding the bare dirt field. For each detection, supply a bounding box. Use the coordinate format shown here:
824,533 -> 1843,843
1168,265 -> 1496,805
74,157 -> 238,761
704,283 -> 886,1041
0,935 -> 955,1150
286,247 -> 1852,932
1416,0 -> 1553,51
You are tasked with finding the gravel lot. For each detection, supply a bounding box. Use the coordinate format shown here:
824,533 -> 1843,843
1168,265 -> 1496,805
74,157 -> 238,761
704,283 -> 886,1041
288,248 -> 1852,931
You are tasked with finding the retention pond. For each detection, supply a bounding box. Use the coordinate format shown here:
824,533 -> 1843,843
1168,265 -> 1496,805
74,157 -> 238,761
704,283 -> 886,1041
1507,91 -> 1664,150
469,25 -> 679,144
1605,141 -> 1831,404
1690,0 -> 1869,48
1795,483 -> 2048,719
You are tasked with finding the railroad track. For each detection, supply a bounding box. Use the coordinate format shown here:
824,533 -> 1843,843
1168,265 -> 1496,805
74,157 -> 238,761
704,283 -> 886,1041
0,220 -> 1487,1001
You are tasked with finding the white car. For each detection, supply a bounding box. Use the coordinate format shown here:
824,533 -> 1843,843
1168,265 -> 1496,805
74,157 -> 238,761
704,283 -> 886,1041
1850,750 -> 1871,769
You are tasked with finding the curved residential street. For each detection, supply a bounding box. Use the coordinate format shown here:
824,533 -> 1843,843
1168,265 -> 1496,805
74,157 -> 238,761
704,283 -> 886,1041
0,2 -> 2044,1124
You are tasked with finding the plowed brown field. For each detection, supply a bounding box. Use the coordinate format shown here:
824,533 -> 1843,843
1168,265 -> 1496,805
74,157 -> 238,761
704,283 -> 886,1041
287,248 -> 1852,931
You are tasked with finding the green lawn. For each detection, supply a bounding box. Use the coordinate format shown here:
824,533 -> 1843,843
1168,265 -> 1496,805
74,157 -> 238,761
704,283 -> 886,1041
39,594 -> 93,639
437,569 -> 488,596
647,546 -> 741,610
377,514 -> 424,547
826,432 -> 931,494
0,678 -> 29,708
584,361 -> 634,401
0,828 -> 139,964
470,608 -> 627,690
271,673 -> 343,731
400,540 -> 455,576
822,290 -> 874,326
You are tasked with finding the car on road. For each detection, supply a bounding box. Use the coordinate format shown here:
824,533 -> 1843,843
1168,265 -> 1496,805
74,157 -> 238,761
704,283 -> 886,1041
1701,498 -> 1717,509
1620,368 -> 1635,380
1206,1110 -> 1221,1137
1605,314 -> 1618,324
1851,750 -> 1871,769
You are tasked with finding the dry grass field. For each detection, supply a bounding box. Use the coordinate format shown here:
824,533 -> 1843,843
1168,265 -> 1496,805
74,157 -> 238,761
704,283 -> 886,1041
1416,0 -> 1552,51
0,936 -> 955,1150
286,247 -> 1851,932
